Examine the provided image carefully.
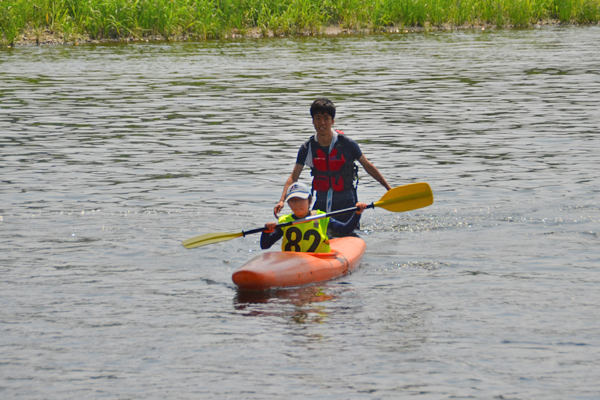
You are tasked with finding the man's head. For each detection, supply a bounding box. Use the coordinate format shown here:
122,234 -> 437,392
310,98 -> 336,120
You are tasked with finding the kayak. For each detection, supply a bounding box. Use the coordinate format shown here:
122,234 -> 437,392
233,237 -> 366,290
232,236 -> 366,290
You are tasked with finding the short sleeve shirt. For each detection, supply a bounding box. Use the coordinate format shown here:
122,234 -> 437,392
296,134 -> 363,166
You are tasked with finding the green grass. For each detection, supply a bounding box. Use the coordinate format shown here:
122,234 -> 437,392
1,0 -> 599,46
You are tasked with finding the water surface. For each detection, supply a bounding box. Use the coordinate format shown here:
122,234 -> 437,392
1,26 -> 599,399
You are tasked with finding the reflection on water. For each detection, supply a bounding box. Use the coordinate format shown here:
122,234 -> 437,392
234,284 -> 343,322
1,26 -> 600,399
235,285 -> 339,305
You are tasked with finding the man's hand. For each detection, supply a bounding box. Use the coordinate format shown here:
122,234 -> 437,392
273,201 -> 284,218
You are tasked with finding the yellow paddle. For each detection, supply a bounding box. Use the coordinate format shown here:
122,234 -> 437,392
182,182 -> 433,249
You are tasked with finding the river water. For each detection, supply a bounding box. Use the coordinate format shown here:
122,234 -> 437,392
1,26 -> 599,398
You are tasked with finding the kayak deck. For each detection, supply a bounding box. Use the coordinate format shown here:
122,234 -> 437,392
232,237 -> 366,290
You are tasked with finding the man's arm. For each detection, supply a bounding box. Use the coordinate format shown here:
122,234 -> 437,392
274,163 -> 304,217
358,155 -> 392,191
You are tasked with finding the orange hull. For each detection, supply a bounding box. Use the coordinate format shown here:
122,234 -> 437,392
232,237 -> 366,290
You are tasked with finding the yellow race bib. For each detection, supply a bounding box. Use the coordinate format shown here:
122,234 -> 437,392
279,211 -> 331,253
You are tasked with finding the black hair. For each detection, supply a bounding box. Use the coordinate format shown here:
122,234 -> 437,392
310,98 -> 336,120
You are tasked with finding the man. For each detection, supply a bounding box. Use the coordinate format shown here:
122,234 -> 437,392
273,98 -> 391,235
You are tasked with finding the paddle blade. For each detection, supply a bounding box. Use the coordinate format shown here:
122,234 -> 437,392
182,231 -> 244,249
374,182 -> 433,212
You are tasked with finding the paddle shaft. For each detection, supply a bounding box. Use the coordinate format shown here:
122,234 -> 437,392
182,183 -> 433,249
241,204 -> 370,237
242,188 -> 433,236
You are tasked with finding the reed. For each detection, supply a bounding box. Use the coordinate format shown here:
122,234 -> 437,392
2,0 -> 599,46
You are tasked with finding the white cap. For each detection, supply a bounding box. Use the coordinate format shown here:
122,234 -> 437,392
285,182 -> 311,202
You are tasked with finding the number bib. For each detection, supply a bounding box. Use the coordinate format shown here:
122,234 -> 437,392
278,211 -> 331,253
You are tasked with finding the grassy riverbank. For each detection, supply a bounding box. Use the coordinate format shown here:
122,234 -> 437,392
2,0 -> 600,46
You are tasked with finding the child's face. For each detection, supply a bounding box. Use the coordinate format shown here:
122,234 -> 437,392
288,197 -> 310,217
312,112 -> 334,136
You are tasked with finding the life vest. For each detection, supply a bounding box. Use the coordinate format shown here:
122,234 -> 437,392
310,130 -> 356,193
278,211 -> 331,253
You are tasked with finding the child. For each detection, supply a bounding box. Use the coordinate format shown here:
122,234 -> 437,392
273,98 -> 391,236
261,182 -> 367,253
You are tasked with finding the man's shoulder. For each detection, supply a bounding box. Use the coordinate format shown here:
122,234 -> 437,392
336,132 -> 362,160
336,132 -> 360,148
299,135 -> 316,148
337,133 -> 354,142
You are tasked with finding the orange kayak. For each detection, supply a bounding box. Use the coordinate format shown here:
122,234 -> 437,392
232,236 -> 366,290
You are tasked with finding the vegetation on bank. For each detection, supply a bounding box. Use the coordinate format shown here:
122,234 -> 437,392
1,0 -> 600,46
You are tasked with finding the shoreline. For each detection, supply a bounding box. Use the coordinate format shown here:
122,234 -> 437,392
8,20 -> 579,47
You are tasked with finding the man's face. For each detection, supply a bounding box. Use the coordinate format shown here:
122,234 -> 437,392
312,113 -> 334,136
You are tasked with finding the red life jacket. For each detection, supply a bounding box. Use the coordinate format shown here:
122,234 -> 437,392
310,130 -> 356,193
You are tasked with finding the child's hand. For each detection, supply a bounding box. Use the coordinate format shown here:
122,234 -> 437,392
264,222 -> 277,233
355,202 -> 368,215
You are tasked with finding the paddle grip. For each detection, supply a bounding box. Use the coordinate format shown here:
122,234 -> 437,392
243,220 -> 295,236
242,227 -> 267,236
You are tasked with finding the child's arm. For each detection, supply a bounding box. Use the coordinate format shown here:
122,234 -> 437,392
260,222 -> 283,249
